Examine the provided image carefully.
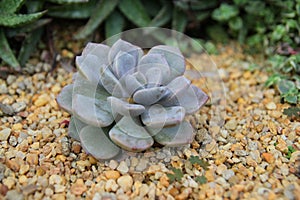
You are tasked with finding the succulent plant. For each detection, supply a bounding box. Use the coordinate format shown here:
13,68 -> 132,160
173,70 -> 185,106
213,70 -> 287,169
57,39 -> 208,160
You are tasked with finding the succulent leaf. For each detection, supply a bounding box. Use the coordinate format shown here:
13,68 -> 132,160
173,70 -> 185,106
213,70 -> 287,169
108,39 -> 143,65
109,116 -> 154,152
133,86 -> 167,105
179,85 -> 209,114
100,65 -> 127,98
138,53 -> 170,84
73,94 -> 113,127
141,105 -> 185,128
124,72 -> 146,95
149,121 -> 194,146
56,84 -> 73,113
148,45 -> 185,82
112,51 -> 136,78
68,116 -> 87,141
79,125 -> 121,160
108,96 -> 145,117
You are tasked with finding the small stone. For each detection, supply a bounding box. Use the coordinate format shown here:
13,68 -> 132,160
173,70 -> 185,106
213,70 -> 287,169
8,135 -> 17,146
136,159 -> 148,171
19,175 -> 28,184
262,152 -> 275,164
34,94 -> 50,107
266,102 -> 276,110
71,141 -> 81,154
26,153 -> 39,165
5,190 -> 23,200
0,128 -> 11,141
6,75 -> 16,85
6,159 -> 20,172
3,177 -> 15,189
0,103 -> 14,115
12,102 -> 26,113
54,184 -> 66,193
22,184 -> 39,196
70,179 -> 87,195
222,169 -> 235,180
0,84 -> 8,94
117,161 -> 129,174
49,175 -> 63,185
117,175 -> 133,192
19,164 -> 30,175
12,123 -> 23,131
104,170 -> 120,180
225,119 -> 237,130
105,179 -> 119,192
108,160 -> 118,170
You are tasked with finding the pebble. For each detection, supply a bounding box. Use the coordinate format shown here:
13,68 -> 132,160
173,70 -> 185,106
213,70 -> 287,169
222,169 -> 235,180
0,128 -> 11,141
117,161 -> 129,174
8,135 -> 17,146
0,84 -> 8,94
108,160 -> 119,170
70,179 -> 87,195
19,164 -> 30,175
136,159 -> 148,171
117,175 -> 133,192
12,102 -> 27,113
34,94 -> 50,107
5,190 -> 23,200
225,119 -> 237,130
26,153 -> 39,165
105,179 -> 119,192
104,170 -> 120,180
265,102 -> 276,110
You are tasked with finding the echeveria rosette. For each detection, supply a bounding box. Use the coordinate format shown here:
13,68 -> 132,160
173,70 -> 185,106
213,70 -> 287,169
56,39 -> 209,161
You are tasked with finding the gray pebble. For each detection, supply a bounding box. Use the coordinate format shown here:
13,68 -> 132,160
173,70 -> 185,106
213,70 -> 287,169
222,169 -> 235,180
8,135 -> 17,147
5,189 -> 24,200
0,103 -> 14,115
0,128 -> 11,141
6,75 -> 16,85
136,158 -> 148,171
0,83 -> 8,94
12,101 -> 27,113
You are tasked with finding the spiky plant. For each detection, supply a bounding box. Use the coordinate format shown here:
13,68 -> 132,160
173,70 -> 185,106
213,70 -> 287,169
57,39 -> 208,160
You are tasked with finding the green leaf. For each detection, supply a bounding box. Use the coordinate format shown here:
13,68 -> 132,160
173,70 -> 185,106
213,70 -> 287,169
47,2 -> 94,19
277,79 -> 296,94
75,0 -> 118,39
189,156 -> 210,170
229,16 -> 243,31
284,107 -> 300,117
0,28 -> 20,70
167,167 -> 183,183
148,2 -> 172,27
172,7 -> 188,32
271,25 -> 286,41
284,94 -> 298,104
118,0 -> 151,27
0,0 -> 24,14
105,10 -> 125,46
18,27 -> 44,67
0,12 -> 46,27
6,19 -> 51,38
212,4 -> 239,21
47,0 -> 89,4
206,25 -> 229,43
264,74 -> 283,88
195,175 -> 207,184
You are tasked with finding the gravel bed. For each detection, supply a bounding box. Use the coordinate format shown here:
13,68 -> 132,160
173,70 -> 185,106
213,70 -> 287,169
0,44 -> 299,200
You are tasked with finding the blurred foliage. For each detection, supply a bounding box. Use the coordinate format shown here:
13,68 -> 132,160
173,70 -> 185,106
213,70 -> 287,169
0,0 -> 299,105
